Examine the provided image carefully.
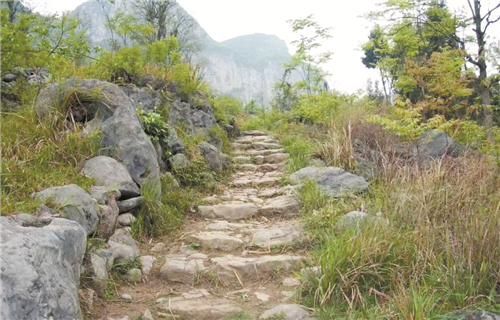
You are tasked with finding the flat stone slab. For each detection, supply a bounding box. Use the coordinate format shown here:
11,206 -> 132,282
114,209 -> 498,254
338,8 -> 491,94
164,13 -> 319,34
251,225 -> 305,248
212,254 -> 304,285
265,153 -> 289,164
158,298 -> 242,320
244,149 -> 286,156
233,156 -> 252,164
257,163 -> 284,173
206,221 -> 255,231
198,203 -> 258,220
245,130 -> 267,136
192,232 -> 245,251
258,188 -> 286,198
259,195 -> 300,217
232,177 -> 280,188
239,164 -> 257,172
159,259 -> 204,284
252,142 -> 283,150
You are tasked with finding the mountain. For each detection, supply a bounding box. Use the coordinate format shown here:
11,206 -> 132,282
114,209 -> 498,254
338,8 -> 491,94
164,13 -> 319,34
72,0 -> 297,106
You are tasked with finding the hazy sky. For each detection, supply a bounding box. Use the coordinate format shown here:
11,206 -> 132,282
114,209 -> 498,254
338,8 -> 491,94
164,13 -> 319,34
30,0 -> 500,94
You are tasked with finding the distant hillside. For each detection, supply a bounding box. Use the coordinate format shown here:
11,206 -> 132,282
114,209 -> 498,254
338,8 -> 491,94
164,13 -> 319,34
72,0 -> 297,106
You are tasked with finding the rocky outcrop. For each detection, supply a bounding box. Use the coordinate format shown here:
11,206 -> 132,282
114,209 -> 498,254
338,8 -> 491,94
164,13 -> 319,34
417,129 -> 464,160
0,217 -> 87,320
35,78 -> 160,190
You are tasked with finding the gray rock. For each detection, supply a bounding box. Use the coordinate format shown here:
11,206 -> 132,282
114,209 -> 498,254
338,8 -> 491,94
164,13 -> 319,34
199,141 -> 224,172
2,73 -> 17,82
121,85 -> 163,112
143,309 -> 154,320
96,200 -> 119,240
264,152 -> 288,164
10,213 -> 50,227
336,211 -> 387,229
117,196 -> 144,213
35,79 -> 160,190
168,95 -> 216,133
121,294 -> 132,301
198,203 -> 259,220
169,153 -> 190,170
453,310 -> 500,320
108,228 -> 139,263
290,166 -> 369,197
82,156 -> 140,198
88,253 -> 109,295
259,304 -> 311,320
417,129 -> 463,160
159,259 -> 205,283
192,232 -> 245,251
251,226 -> 305,248
0,217 -> 86,320
90,186 -> 110,204
158,298 -> 241,320
117,213 -> 137,226
212,255 -> 304,286
126,268 -> 142,283
259,195 -> 300,217
140,256 -> 156,275
34,184 -> 99,235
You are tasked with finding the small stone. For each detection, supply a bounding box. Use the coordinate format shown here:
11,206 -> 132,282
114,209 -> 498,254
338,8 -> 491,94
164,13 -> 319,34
254,291 -> 270,302
150,243 -> 165,253
282,277 -> 301,287
142,309 -> 154,320
121,293 -> 132,301
198,203 -> 258,220
140,256 -> 156,275
117,213 -> 136,226
126,268 -> 142,283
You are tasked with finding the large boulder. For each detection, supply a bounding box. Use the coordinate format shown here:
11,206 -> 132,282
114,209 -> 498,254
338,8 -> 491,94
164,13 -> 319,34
290,166 -> 369,197
417,129 -> 463,160
82,156 -> 140,198
34,184 -> 99,235
35,78 -> 160,189
121,85 -> 163,112
0,217 -> 87,320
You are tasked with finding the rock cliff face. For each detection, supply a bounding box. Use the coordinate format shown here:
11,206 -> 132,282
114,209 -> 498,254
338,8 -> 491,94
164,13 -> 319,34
72,0 -> 296,106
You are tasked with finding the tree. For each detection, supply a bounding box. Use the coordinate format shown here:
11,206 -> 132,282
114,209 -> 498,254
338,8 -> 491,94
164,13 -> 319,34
464,0 -> 500,138
133,0 -> 173,42
274,15 -> 332,110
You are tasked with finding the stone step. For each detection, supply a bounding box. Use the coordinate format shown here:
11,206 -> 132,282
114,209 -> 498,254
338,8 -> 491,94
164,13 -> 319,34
264,153 -> 289,164
206,220 -> 256,231
158,298 -> 242,320
235,135 -> 275,144
259,195 -> 300,217
232,176 -> 280,188
198,203 -> 259,220
236,148 -> 285,156
252,142 -> 283,150
191,231 -> 246,251
258,188 -> 287,198
233,155 -> 252,164
244,130 -> 267,136
251,225 -> 305,248
159,258 -> 205,284
211,254 -> 304,286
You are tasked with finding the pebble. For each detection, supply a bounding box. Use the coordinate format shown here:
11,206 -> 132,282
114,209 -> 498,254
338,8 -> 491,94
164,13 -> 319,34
121,293 -> 132,301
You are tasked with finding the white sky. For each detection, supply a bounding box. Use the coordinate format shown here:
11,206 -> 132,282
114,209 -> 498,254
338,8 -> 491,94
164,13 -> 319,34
30,0 -> 500,94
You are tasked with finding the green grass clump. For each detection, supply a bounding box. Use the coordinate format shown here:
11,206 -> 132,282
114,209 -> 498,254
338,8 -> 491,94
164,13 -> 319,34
1,94 -> 101,214
132,175 -> 198,238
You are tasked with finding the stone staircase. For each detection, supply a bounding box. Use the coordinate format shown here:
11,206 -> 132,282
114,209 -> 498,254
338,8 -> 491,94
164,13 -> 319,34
102,131 -> 312,320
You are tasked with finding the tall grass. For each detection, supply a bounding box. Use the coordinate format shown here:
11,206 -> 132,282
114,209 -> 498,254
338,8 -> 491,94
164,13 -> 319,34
299,154 -> 500,318
1,90 -> 101,214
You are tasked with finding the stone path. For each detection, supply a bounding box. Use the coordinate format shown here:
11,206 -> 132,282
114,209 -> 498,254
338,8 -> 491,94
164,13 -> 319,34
99,131 -> 312,320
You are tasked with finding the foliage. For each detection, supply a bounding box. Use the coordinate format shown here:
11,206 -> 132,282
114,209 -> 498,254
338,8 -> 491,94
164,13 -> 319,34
1,92 -> 101,214
274,15 -> 332,111
131,174 -> 196,238
210,94 -> 243,125
136,109 -> 171,145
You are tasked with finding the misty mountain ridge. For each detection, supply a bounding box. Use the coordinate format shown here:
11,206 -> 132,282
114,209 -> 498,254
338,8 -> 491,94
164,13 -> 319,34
72,0 -> 298,105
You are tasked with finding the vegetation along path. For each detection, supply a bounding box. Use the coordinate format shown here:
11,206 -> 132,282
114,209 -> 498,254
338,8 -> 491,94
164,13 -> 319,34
98,130 -> 314,320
